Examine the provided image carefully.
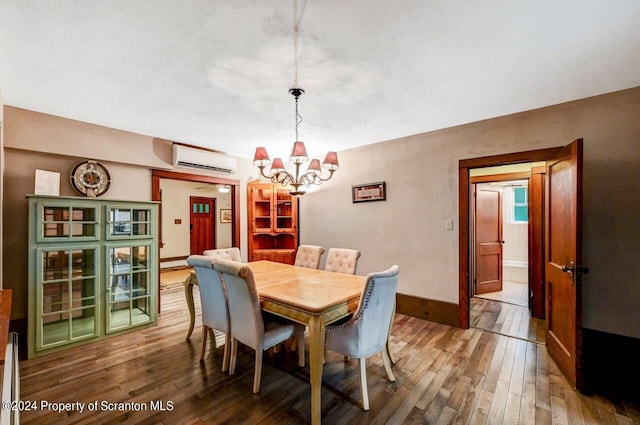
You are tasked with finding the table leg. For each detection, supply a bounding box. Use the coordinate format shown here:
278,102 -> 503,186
185,277 -> 195,340
308,316 -> 325,425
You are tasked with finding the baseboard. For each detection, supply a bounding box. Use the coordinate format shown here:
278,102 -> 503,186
396,293 -> 459,327
160,255 -> 189,263
503,260 -> 527,268
582,328 -> 640,402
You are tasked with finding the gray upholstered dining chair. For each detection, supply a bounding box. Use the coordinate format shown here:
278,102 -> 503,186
203,247 -> 241,262
192,246 -> 240,362
214,259 -> 306,393
294,244 -> 325,269
185,255 -> 231,371
324,248 -> 361,274
324,265 -> 399,410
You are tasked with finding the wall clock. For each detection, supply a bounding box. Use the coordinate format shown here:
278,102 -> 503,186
70,160 -> 111,197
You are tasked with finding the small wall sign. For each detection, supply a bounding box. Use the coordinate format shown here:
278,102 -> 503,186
352,181 -> 386,203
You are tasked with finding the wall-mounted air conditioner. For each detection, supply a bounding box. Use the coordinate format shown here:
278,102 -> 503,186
172,145 -> 236,174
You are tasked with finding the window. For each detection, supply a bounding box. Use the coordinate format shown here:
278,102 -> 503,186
513,187 -> 528,222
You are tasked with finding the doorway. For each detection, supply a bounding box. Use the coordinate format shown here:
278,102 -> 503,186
151,169 -> 241,312
473,179 -> 529,307
470,175 -> 544,343
459,140 -> 585,389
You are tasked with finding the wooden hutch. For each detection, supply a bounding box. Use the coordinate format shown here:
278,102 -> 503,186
247,180 -> 298,264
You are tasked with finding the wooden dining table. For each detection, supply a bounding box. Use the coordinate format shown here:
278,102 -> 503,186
184,260 -> 366,425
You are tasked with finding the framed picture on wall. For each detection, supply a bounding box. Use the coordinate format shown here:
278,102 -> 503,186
352,181 -> 386,203
220,209 -> 232,223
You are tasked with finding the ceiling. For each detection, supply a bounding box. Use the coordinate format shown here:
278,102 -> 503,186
1,1 -> 639,160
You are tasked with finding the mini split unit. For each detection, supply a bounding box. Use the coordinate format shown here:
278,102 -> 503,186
172,145 -> 236,174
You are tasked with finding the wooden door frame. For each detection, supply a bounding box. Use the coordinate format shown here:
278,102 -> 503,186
152,169 -> 241,313
459,147 -> 562,328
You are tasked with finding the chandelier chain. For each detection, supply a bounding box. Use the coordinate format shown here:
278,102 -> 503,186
295,94 -> 303,141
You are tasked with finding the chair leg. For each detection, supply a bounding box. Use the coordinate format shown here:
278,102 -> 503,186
221,333 -> 230,372
253,349 -> 263,393
229,338 -> 238,375
386,339 -> 396,365
381,349 -> 395,382
358,357 -> 369,411
200,326 -> 209,360
297,333 -> 305,367
387,304 -> 397,365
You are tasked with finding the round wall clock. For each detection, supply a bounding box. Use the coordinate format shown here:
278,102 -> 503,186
70,160 -> 111,197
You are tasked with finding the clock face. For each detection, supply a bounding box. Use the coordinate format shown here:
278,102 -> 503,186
71,160 -> 111,197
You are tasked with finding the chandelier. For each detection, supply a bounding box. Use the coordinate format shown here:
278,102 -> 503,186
253,87 -> 339,196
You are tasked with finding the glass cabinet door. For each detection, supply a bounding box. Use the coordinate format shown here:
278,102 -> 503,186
251,185 -> 273,232
274,188 -> 296,232
37,202 -> 99,242
106,243 -> 154,332
37,246 -> 99,350
106,206 -> 153,239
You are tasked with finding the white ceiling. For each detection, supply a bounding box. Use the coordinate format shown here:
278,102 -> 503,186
1,1 -> 640,160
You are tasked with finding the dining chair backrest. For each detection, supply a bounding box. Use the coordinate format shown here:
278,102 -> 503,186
324,248 -> 362,275
203,247 -> 241,262
186,255 -> 229,335
294,244 -> 325,269
326,265 -> 399,357
213,259 -> 263,349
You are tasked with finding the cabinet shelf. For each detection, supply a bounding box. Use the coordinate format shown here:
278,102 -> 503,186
248,181 -> 298,264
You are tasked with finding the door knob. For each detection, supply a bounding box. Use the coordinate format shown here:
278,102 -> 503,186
561,261 -> 589,275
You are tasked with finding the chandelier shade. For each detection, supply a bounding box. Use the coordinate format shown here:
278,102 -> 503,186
289,141 -> 309,163
322,151 -> 340,170
253,147 -> 271,166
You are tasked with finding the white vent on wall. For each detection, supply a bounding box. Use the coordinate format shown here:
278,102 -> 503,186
172,145 -> 236,174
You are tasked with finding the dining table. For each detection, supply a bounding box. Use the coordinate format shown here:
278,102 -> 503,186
184,260 -> 366,425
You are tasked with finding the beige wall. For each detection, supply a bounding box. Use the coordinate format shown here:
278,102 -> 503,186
299,86 -> 640,339
4,106 -> 173,168
503,222 -> 528,265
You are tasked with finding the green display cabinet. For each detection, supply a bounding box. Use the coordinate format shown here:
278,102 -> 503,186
27,196 -> 158,358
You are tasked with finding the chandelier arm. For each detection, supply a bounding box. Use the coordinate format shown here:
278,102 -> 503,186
298,169 -> 336,187
275,171 -> 295,186
258,166 -> 294,185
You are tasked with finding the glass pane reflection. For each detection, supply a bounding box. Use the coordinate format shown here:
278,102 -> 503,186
71,308 -> 96,339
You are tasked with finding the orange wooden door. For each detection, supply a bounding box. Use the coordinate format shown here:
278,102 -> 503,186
545,139 -> 585,389
475,186 -> 503,295
190,196 -> 216,255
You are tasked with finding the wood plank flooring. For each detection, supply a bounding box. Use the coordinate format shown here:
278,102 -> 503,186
474,281 -> 528,307
19,287 -> 639,424
470,297 -> 546,344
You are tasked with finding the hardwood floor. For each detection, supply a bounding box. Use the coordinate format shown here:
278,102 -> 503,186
19,287 -> 639,424
474,281 -> 528,307
470,297 -> 546,344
